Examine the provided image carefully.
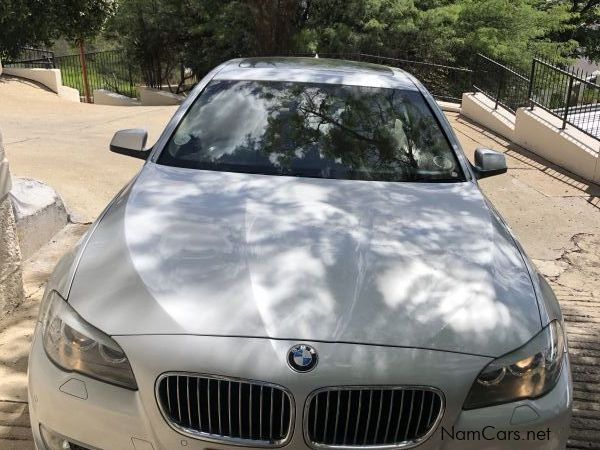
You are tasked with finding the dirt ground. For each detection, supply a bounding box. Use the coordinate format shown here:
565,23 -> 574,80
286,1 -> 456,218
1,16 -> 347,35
0,76 -> 598,449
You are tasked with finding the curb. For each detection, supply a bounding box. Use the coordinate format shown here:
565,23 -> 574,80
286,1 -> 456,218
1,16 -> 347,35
11,178 -> 69,261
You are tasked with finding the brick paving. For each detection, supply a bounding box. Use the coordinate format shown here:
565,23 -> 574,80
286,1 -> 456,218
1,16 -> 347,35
556,285 -> 600,449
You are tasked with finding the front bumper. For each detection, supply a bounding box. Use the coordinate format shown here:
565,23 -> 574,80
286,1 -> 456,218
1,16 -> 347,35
28,330 -> 572,450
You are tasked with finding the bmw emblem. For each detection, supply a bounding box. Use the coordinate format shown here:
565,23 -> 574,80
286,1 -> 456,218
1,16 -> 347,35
287,344 -> 318,373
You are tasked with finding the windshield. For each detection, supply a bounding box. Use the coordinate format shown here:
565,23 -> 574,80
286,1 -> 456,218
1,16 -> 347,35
157,80 -> 465,182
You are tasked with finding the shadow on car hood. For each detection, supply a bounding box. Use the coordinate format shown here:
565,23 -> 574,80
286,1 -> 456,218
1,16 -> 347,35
68,163 -> 541,357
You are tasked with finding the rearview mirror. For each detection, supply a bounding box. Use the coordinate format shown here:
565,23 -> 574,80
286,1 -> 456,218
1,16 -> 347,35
110,129 -> 149,160
473,148 -> 507,179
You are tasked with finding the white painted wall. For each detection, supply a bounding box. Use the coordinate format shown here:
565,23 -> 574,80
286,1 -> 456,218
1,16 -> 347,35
461,93 -> 516,140
139,86 -> 184,106
3,67 -> 62,92
2,67 -> 80,102
59,86 -> 82,102
460,92 -> 600,184
514,108 -> 599,183
94,89 -> 140,106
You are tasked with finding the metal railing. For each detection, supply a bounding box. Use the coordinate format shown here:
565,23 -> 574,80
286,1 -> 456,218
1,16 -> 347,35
3,47 -> 55,69
471,54 -> 600,140
53,50 -> 139,100
292,53 -> 473,103
472,54 -> 530,114
529,58 -> 600,139
4,48 -> 139,101
359,54 -> 474,103
5,48 -> 599,139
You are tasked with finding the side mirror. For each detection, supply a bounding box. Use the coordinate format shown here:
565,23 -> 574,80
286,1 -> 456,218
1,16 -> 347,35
473,148 -> 507,179
110,129 -> 150,160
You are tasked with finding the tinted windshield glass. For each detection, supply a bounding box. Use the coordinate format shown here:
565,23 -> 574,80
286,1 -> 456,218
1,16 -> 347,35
158,80 -> 464,182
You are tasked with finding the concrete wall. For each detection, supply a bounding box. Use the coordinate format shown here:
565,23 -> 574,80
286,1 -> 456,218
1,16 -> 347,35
94,89 -> 140,106
0,129 -> 24,316
461,93 -> 516,140
59,86 -> 82,103
2,67 -> 80,102
11,178 -> 69,260
139,86 -> 184,106
514,108 -> 600,183
2,67 -> 62,92
461,92 -> 600,184
437,100 -> 461,113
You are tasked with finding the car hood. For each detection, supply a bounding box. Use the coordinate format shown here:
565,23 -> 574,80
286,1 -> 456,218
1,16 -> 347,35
68,163 -> 541,357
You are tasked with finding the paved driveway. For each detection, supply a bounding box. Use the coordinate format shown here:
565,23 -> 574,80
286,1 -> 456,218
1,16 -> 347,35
0,76 -> 177,223
0,76 -> 599,449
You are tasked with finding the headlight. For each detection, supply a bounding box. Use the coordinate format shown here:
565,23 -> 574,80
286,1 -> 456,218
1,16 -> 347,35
39,291 -> 138,390
463,320 -> 565,409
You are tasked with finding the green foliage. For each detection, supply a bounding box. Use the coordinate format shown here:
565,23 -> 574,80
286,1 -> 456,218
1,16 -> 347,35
106,0 -> 188,88
2,0 -> 596,69
107,0 -> 311,90
102,0 -> 595,88
299,0 -> 420,56
545,0 -> 600,62
0,0 -> 57,58
299,0 -> 578,68
0,0 -> 114,58
55,0 -> 115,43
452,0 -> 577,69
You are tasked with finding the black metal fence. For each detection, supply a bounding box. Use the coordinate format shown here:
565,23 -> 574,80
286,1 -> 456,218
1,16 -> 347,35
4,48 -> 599,139
3,47 -> 55,68
529,58 -> 600,139
4,49 -> 474,104
4,48 -> 139,101
472,54 -> 530,113
359,54 -> 474,103
472,53 -> 600,140
53,50 -> 139,99
293,53 -> 473,103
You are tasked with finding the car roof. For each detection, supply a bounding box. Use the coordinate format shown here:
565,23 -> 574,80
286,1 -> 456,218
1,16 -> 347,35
213,57 -> 419,90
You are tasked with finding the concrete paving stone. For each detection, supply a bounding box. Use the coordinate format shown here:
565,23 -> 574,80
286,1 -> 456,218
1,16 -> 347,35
0,423 -> 33,441
510,168 -> 600,198
0,441 -> 34,450
0,402 -> 30,427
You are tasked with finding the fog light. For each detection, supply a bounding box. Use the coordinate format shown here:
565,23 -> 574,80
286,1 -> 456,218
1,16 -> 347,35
39,424 -> 72,449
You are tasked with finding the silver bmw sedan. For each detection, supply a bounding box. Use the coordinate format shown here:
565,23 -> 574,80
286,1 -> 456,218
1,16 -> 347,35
29,58 -> 572,450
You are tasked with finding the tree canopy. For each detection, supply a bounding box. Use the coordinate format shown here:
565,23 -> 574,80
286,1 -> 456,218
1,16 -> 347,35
2,0 -> 598,79
0,0 -> 114,58
103,0 -> 593,85
0,0 -> 57,58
